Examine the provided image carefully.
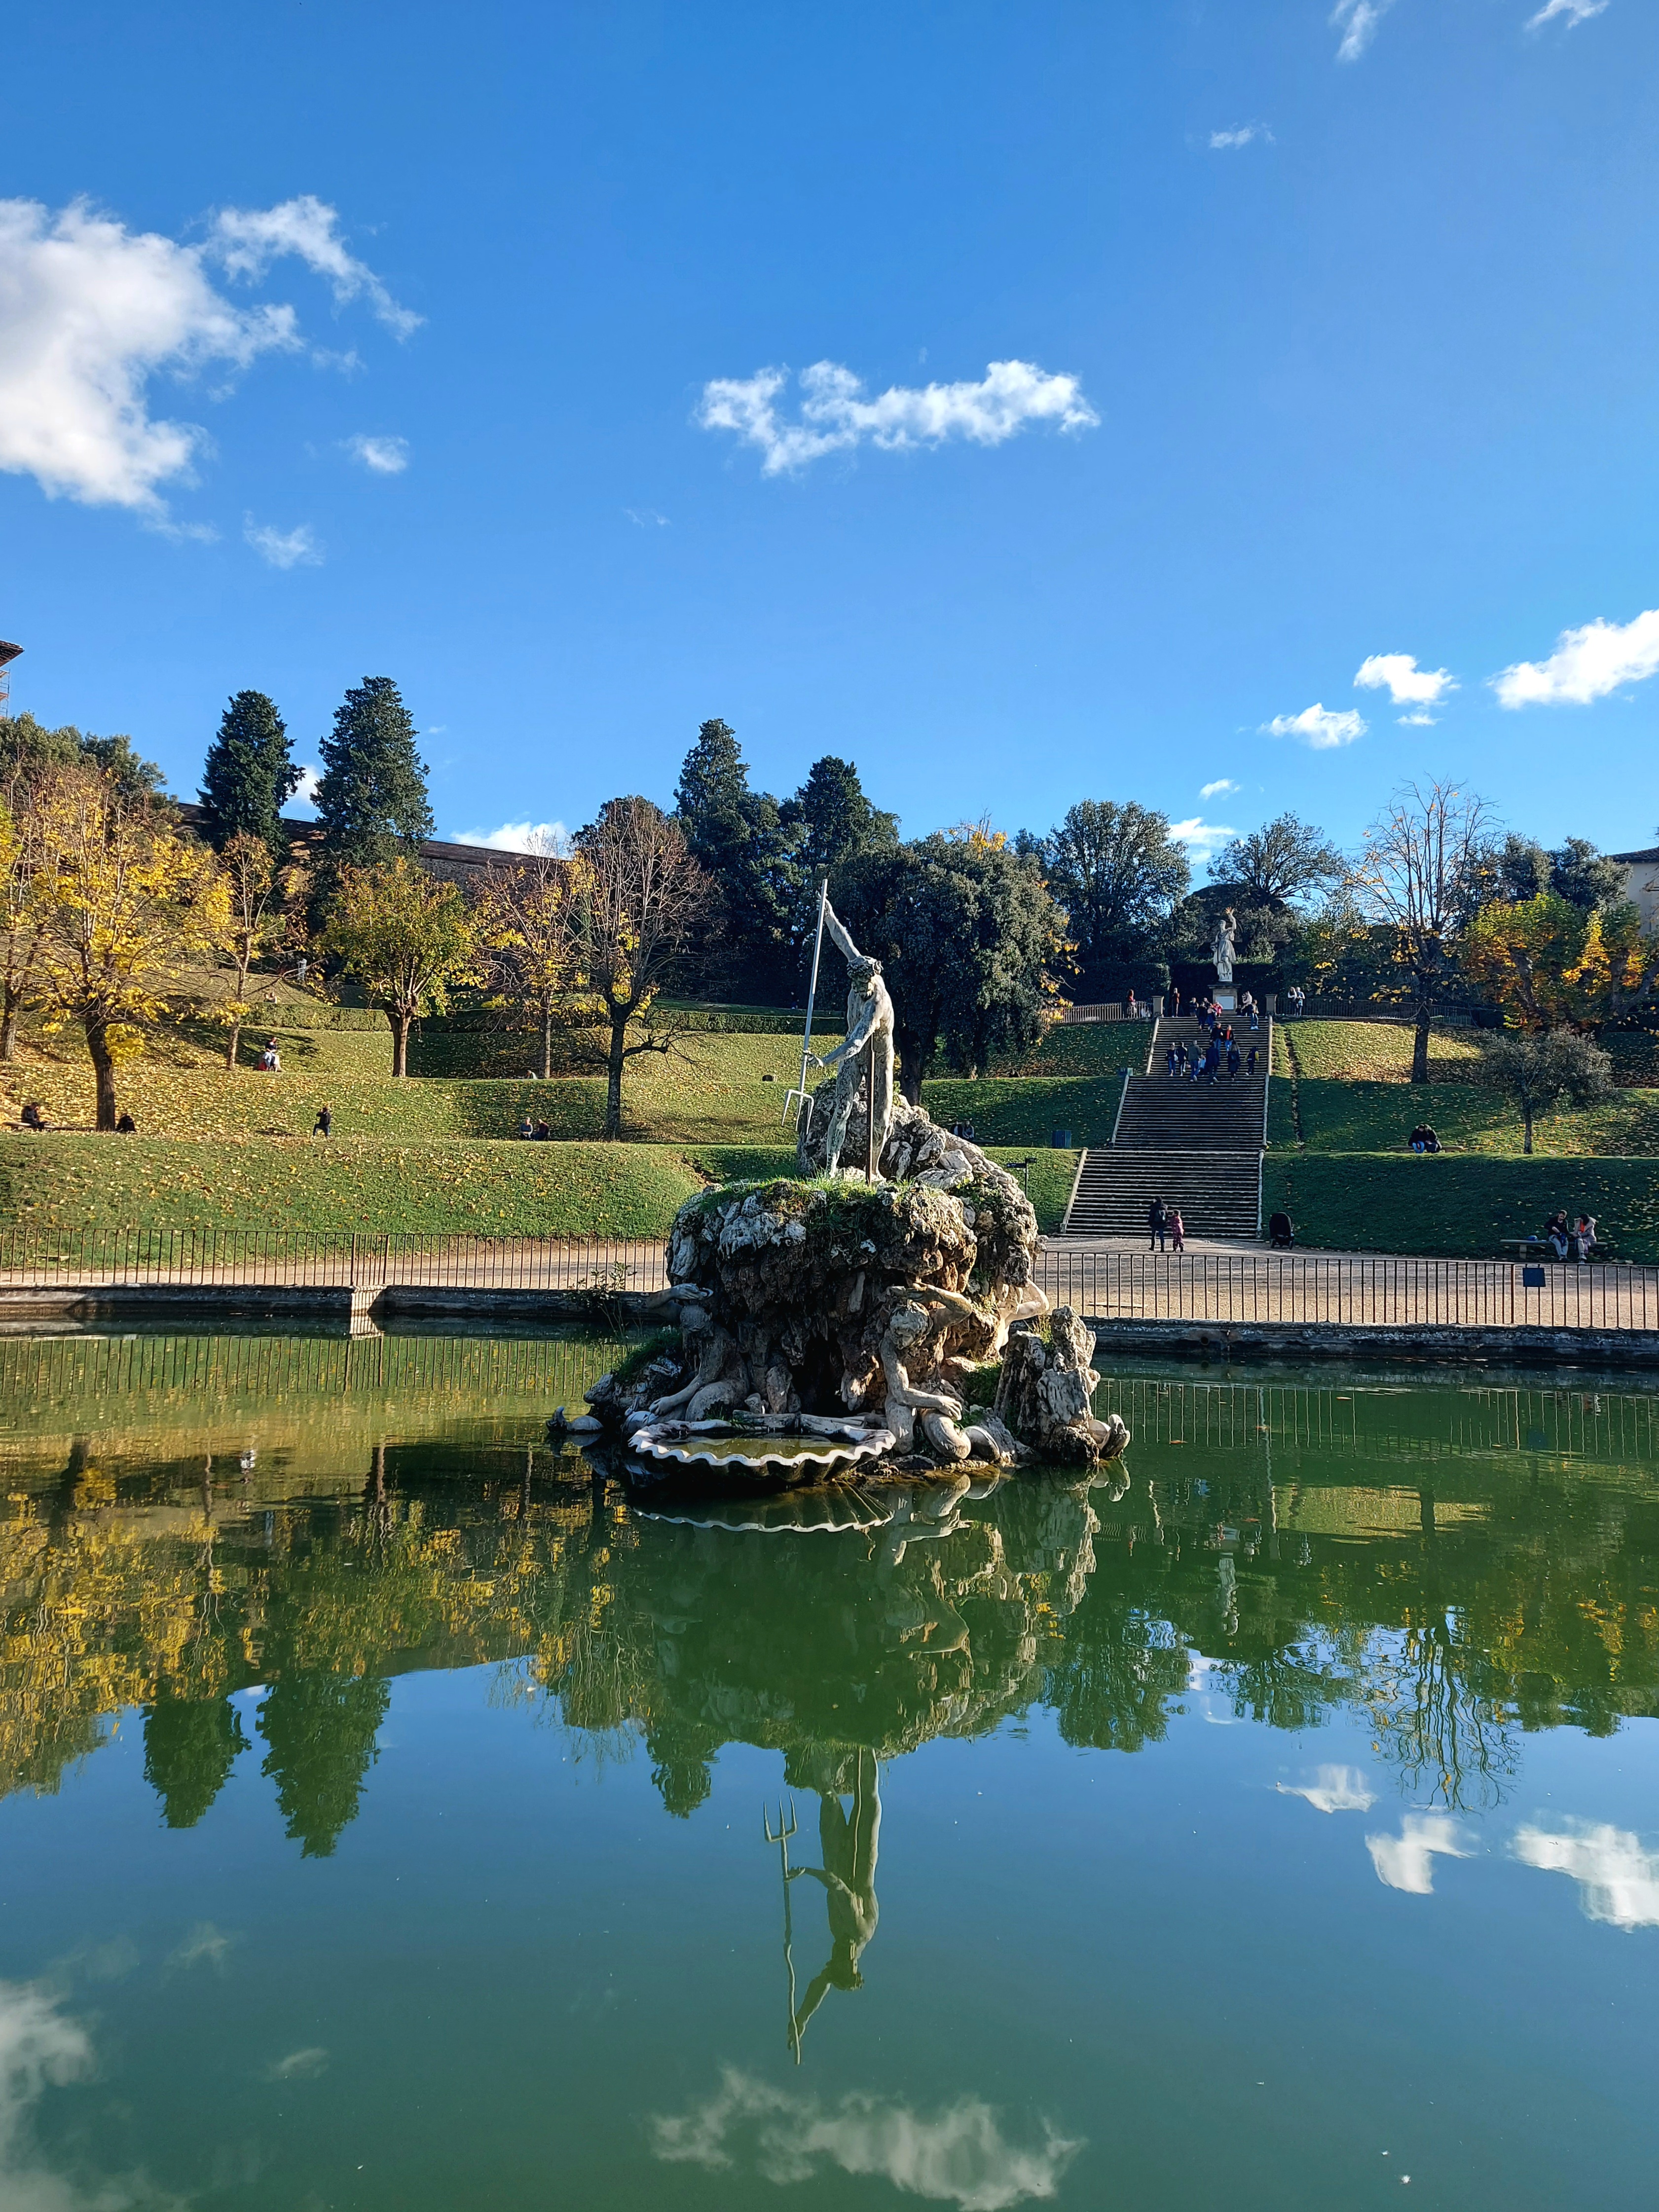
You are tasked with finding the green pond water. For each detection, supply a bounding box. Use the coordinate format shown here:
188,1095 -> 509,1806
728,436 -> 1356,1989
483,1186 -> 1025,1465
3,1329 -> 1659,2211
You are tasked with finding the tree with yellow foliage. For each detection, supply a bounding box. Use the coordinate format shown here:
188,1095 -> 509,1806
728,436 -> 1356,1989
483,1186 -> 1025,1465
1460,891 -> 1654,1034
0,794 -> 53,1063
319,856 -> 482,1076
215,832 -> 309,1070
33,772 -> 229,1129
475,849 -> 592,1079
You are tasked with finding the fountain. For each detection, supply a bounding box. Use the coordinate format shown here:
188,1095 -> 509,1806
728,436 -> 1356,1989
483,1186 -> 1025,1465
578,895 -> 1130,1484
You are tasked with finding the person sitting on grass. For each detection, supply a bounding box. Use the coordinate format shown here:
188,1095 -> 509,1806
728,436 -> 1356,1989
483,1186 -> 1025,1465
115,1111 -> 137,1134
534,1119 -> 552,1141
517,1115 -> 535,1140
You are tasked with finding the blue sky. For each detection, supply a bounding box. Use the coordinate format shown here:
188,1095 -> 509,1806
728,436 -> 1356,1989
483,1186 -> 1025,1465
2,0 -> 1656,863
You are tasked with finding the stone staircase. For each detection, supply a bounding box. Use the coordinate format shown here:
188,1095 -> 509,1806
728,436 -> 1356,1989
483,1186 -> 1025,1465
1061,1015 -> 1269,1239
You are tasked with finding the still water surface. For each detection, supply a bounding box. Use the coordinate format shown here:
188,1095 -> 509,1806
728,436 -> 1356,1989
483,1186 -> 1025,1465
3,1330 -> 1659,2211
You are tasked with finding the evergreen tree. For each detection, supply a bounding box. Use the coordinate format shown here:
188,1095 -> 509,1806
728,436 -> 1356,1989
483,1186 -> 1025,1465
780,755 -> 898,950
198,690 -> 298,851
314,677 -> 434,873
672,719 -> 801,996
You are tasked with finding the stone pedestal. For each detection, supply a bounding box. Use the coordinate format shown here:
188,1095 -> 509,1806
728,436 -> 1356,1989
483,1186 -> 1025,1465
1214,987 -> 1237,1011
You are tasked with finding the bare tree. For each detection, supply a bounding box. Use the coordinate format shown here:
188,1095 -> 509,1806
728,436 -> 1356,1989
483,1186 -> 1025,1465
1353,780 -> 1494,1083
573,797 -> 703,1139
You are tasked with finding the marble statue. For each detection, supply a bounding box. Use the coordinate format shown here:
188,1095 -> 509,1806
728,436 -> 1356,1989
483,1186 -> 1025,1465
811,901 -> 895,1177
1210,906 -> 1237,986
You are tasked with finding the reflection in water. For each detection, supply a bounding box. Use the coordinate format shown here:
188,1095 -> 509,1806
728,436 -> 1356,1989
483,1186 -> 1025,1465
3,1342 -> 1659,1863
768,1751 -> 884,2060
1364,1813 -> 1474,1894
650,2065 -> 1082,2212
1512,1822 -> 1659,1929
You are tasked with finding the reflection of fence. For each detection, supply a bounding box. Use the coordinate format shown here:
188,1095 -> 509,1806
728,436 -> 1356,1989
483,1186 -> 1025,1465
1032,1249 -> 1659,1334
3,1230 -> 1657,1335
0,1229 -> 670,1294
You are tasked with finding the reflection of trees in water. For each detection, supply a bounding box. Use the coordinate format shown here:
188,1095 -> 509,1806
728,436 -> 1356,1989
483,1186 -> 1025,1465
4,1423 -> 1659,1846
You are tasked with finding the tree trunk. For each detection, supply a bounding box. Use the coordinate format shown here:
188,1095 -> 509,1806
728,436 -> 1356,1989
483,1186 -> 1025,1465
604,1013 -> 627,1138
392,1014 -> 411,1078
225,1019 -> 242,1072
1522,1098 -> 1534,1155
85,1017 -> 118,1132
1410,993 -> 1432,1084
0,985 -> 17,1064
542,1005 -> 553,1083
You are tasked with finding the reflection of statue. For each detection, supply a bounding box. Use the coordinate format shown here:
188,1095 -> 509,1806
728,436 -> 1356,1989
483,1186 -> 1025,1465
1210,907 -> 1237,986
812,903 -> 895,1177
785,1751 -> 882,2055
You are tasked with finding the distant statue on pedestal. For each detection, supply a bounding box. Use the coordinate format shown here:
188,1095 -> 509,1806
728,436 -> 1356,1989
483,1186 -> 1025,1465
1210,907 -> 1238,988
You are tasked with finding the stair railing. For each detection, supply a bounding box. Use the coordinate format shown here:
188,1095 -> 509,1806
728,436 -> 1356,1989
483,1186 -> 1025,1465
1109,1067 -> 1131,1147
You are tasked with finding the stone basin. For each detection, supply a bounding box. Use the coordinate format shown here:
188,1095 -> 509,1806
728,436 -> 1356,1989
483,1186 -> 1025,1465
626,1421 -> 898,1483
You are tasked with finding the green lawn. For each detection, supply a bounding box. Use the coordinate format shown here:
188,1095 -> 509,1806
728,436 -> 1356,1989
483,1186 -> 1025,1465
1287,1077 -> 1659,1158
0,1132 -> 1083,1243
1263,1153 -> 1659,1262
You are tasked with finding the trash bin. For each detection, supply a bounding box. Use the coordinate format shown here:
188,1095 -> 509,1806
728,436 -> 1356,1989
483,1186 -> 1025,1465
1050,1129 -> 1072,1148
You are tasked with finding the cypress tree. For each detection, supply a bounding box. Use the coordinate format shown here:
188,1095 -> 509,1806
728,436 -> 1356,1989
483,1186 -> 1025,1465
198,691 -> 296,850
314,677 -> 434,872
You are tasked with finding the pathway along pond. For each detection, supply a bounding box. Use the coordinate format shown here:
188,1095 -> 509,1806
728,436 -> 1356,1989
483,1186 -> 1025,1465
3,1329 -> 1659,2211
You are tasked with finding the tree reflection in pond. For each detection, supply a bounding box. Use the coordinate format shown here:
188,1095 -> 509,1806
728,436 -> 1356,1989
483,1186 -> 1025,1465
2,1348 -> 1659,1845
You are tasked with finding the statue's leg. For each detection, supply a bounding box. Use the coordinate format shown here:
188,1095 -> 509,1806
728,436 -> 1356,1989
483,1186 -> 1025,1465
870,1036 -> 894,1167
822,1062 -> 860,1174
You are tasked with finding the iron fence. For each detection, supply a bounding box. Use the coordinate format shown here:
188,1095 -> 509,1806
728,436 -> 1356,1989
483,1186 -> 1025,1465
0,1227 -> 1655,1335
0,1227 -> 669,1295
1032,1248 -> 1659,1334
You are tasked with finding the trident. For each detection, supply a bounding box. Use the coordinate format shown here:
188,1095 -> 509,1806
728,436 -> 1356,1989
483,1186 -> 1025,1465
763,1796 -> 805,2064
782,877 -> 830,1141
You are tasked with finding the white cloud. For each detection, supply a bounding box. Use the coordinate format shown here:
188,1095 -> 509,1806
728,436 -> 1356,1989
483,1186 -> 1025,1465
0,196 -> 298,511
1354,653 -> 1455,707
1366,1813 -> 1472,1894
244,516 -> 322,568
697,359 -> 1099,476
1528,0 -> 1607,27
290,764 -> 321,810
344,432 -> 408,474
1199,778 -> 1239,799
461,819 -> 573,856
1169,816 -> 1236,856
651,2069 -> 1081,2212
1209,124 -> 1274,149
1331,0 -> 1395,59
1264,703 -> 1367,749
1276,1764 -> 1377,1814
624,506 -> 669,526
1512,1821 -> 1659,1929
208,195 -> 419,339
0,193 -> 413,518
1397,711 -> 1438,727
1492,605 -> 1659,707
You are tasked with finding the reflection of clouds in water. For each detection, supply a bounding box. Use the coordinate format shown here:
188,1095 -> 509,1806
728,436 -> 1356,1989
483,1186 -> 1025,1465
1276,1765 -> 1377,1815
0,1976 -> 178,2210
1366,1814 -> 1472,1894
651,2066 -> 1080,2211
263,2047 -> 328,2082
164,1923 -> 238,1976
1513,1822 -> 1659,1930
